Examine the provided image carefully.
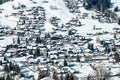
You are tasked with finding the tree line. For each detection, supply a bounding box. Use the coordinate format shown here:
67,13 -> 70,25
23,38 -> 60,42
0,0 -> 11,4
84,0 -> 111,12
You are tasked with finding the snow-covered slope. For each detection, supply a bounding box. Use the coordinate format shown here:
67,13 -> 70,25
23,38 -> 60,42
0,0 -> 120,80
0,0 -> 120,33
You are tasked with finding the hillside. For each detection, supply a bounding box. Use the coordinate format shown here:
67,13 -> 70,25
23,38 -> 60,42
0,0 -> 120,80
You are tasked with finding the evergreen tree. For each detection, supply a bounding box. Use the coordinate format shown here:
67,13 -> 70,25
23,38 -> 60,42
118,18 -> 120,25
112,40 -> 116,51
13,38 -> 15,44
53,71 -> 58,80
114,52 -> 120,62
25,38 -> 29,45
103,77 -> 106,80
91,43 -> 94,52
6,74 -> 12,80
45,33 -> 50,38
4,56 -> 7,61
85,0 -> 111,12
39,73 -> 44,79
114,6 -> 119,12
88,43 -> 94,52
34,48 -> 41,57
17,36 -> 20,44
0,76 -> 2,80
68,30 -> 73,35
0,76 -> 5,80
14,64 -> 20,73
59,74 -> 63,80
69,73 -> 74,80
76,55 -> 80,62
0,60 -> 2,65
64,59 -> 67,66
36,36 -> 41,43
9,62 -> 14,71
1,76 -> 5,80
114,33 -> 116,39
4,64 -> 10,73
64,73 -> 69,80
20,73 -> 25,78
29,49 -> 33,55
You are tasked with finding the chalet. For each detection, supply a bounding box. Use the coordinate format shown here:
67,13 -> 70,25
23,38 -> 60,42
115,43 -> 120,48
6,47 -> 17,55
61,27 -> 68,32
0,33 -> 5,37
51,35 -> 63,40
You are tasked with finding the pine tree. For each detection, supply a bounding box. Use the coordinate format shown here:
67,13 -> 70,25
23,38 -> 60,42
59,74 -> 63,80
34,48 -> 41,57
6,74 -> 12,80
29,49 -> 33,55
118,18 -> 120,25
4,64 -> 10,73
17,36 -> 20,44
64,59 -> 67,66
39,73 -> 44,79
53,71 -> 58,80
9,62 -> 14,71
2,76 -> 5,80
91,43 -> 94,52
70,74 -> 74,80
4,56 -> 7,61
1,76 -> 5,80
14,64 -> 20,73
45,33 -> 50,38
0,60 -> 2,65
64,73 -> 69,80
93,25 -> 96,30
20,73 -> 25,78
85,0 -> 111,12
114,52 -> 120,62
87,75 -> 91,80
114,33 -> 116,39
114,6 -> 119,12
0,76 -> 2,80
88,43 -> 91,50
36,36 -> 41,43
76,55 -> 80,62
112,40 -> 116,51
25,38 -> 29,45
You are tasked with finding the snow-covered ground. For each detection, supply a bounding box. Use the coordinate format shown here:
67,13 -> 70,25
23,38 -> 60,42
0,0 -> 120,80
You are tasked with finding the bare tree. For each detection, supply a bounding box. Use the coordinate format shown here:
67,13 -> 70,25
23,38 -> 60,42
95,65 -> 110,80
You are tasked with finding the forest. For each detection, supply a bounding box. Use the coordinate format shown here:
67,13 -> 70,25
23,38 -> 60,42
85,0 -> 111,12
0,0 -> 10,4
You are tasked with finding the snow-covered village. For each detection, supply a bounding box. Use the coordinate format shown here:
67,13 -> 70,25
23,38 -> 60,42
0,0 -> 120,80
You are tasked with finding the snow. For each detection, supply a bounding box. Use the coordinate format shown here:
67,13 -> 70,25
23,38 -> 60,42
72,63 -> 96,77
0,0 -> 120,80
110,76 -> 120,80
0,36 -> 16,47
41,77 -> 53,80
0,0 -> 120,34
